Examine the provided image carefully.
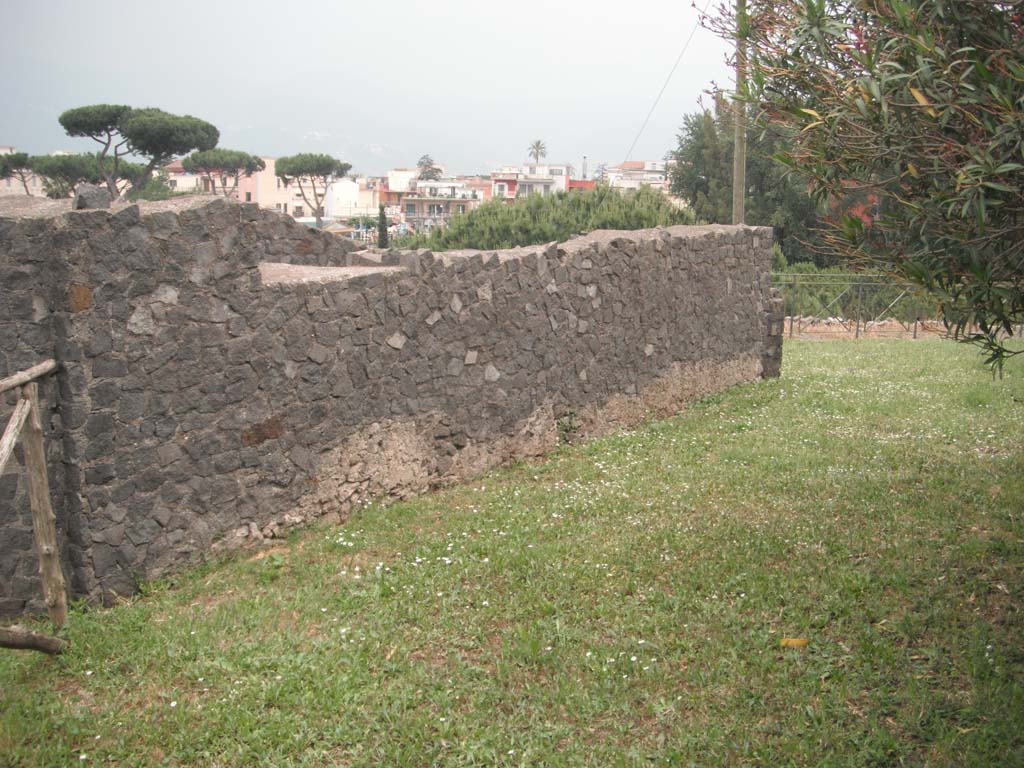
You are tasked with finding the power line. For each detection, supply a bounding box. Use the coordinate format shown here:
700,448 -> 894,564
623,0 -> 714,164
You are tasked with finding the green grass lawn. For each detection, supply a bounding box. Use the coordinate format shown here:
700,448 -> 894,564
2,339 -> 1022,767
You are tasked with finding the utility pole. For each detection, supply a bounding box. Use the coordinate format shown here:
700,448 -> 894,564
732,0 -> 747,225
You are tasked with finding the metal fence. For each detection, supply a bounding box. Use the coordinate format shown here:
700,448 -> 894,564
770,273 -> 943,339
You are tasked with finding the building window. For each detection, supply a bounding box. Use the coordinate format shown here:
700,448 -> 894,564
405,203 -> 416,215
245,192 -> 252,202
169,179 -> 177,189
283,203 -> 288,213
528,166 -> 536,174
294,205 -> 304,217
457,204 -> 466,214
275,203 -> 281,211
496,184 -> 506,195
549,168 -> 563,176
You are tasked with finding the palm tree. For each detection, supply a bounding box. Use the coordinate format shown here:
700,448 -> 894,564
527,140 -> 547,164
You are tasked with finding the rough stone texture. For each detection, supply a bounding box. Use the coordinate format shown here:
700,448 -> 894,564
0,196 -> 782,615
73,184 -> 112,210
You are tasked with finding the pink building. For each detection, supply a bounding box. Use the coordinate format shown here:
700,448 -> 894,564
236,157 -> 315,217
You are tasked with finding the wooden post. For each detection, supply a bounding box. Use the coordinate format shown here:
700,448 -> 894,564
855,284 -> 863,339
0,398 -> 32,476
0,625 -> 67,655
789,276 -> 796,338
732,0 -> 748,226
20,382 -> 67,629
0,359 -> 58,394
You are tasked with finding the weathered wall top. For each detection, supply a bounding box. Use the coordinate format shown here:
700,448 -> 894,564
0,193 -> 226,220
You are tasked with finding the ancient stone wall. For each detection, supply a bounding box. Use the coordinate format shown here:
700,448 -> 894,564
0,196 -> 782,614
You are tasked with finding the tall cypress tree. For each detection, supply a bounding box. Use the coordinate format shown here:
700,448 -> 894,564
377,204 -> 389,248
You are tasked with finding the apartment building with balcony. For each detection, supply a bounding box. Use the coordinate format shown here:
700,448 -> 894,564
381,176 -> 483,231
491,162 -> 574,200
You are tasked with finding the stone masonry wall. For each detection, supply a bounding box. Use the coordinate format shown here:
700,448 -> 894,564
0,196 -> 783,614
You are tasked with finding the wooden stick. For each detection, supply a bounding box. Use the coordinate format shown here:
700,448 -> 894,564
0,397 -> 31,476
0,625 -> 67,654
0,359 -> 58,395
21,382 -> 67,629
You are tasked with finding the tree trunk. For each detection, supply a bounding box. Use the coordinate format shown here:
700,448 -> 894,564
133,159 -> 160,197
104,173 -> 120,201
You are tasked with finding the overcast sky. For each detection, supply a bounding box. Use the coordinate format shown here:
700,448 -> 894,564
1,1 -> 733,176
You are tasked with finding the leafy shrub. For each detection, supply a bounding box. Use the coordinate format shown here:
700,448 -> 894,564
395,185 -> 694,251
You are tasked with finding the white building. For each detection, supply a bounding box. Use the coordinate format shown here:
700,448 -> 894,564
605,160 -> 668,192
163,159 -> 205,195
324,177 -> 381,220
490,163 -> 574,200
387,168 -> 419,193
